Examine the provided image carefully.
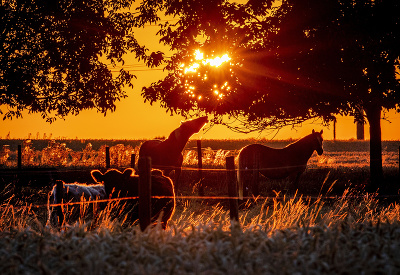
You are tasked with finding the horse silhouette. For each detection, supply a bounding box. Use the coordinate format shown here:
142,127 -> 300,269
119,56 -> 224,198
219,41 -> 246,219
237,129 -> 323,199
139,116 -> 208,188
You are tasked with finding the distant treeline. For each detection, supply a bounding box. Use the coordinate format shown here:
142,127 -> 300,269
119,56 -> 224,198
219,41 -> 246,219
0,138 -> 399,152
188,139 -> 400,152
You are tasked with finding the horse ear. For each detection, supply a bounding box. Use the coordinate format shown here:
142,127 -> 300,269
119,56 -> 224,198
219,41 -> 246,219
312,129 -> 315,134
91,170 -> 103,183
320,130 -> 323,134
151,169 -> 164,177
123,168 -> 134,177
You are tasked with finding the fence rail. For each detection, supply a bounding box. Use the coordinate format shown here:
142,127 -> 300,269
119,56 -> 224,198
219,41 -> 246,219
4,142 -> 400,170
1,141 -> 400,231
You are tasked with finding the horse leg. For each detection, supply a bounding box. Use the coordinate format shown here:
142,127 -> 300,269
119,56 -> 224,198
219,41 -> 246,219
55,180 -> 64,226
251,167 -> 260,197
291,172 -> 302,192
174,167 -> 181,192
250,151 -> 261,197
174,156 -> 183,193
238,166 -> 250,200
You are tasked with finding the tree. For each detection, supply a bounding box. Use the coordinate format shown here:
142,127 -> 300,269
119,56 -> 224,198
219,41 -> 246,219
139,0 -> 400,189
0,0 -> 149,122
141,0 -> 343,127
265,0 -> 400,189
336,0 -> 400,189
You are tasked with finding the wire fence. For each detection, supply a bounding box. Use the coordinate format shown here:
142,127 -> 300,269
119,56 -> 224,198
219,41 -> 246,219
1,154 -> 398,230
1,141 -> 400,228
1,140 -> 400,169
2,193 -> 386,212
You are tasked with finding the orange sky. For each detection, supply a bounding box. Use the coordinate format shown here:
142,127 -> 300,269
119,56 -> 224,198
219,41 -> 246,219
1,13 -> 400,141
2,78 -> 400,141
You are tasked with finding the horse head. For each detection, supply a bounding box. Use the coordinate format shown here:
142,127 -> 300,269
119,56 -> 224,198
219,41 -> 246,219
180,116 -> 208,134
312,129 -> 324,155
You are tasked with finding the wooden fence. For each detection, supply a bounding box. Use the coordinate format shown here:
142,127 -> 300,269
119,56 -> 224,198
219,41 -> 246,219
4,141 -> 400,231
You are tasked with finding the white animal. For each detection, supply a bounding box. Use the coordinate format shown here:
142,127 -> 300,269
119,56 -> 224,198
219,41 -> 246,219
48,180 -> 106,226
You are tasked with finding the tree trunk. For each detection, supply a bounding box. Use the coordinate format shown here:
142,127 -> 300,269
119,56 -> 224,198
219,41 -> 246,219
356,121 -> 364,140
365,105 -> 383,192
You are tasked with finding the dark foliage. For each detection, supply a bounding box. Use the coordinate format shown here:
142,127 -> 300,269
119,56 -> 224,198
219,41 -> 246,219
138,0 -> 400,188
2,1 -> 399,188
0,0 -> 146,121
138,0 -> 399,131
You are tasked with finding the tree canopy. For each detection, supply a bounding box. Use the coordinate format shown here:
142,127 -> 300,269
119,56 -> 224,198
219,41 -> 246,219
138,0 -> 400,188
2,0 -> 399,187
140,0 -> 400,132
0,0 -> 148,122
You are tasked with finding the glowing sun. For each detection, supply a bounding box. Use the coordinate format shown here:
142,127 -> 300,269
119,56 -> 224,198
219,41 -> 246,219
184,50 -> 231,74
182,49 -> 232,101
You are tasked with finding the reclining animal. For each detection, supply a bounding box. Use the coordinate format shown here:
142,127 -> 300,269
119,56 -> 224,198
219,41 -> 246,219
48,180 -> 106,226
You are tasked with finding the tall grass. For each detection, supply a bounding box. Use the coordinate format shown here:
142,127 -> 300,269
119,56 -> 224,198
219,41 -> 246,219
1,139 -> 400,273
2,185 -> 399,233
1,190 -> 399,233
1,191 -> 400,274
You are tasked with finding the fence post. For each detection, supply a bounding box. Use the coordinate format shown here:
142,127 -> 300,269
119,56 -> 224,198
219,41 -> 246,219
197,140 -> 204,196
56,180 -> 64,226
226,156 -> 239,222
105,146 -> 110,169
138,157 -> 152,231
18,144 -> 22,170
131,154 -> 136,169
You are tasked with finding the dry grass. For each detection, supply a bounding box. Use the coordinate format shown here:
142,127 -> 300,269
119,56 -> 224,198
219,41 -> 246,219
1,139 -> 399,169
1,190 -> 400,274
1,139 -> 400,273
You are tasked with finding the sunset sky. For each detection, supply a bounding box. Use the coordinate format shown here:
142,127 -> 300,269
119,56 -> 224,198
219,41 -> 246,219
2,9 -> 400,141
3,73 -> 400,141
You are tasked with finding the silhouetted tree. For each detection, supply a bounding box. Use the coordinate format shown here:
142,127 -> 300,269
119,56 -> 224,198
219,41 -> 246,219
265,0 -> 400,189
139,0 -> 400,189
2,0 -> 399,188
0,0 -> 148,122
337,1 -> 400,189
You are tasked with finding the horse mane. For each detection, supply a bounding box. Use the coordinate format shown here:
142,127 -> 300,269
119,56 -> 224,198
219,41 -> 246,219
284,133 -> 314,148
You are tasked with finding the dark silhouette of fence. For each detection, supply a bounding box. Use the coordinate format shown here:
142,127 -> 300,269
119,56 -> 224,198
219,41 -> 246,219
3,141 -> 400,230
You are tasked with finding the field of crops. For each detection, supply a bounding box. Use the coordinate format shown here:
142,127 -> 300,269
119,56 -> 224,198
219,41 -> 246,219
0,139 -> 400,274
1,138 -> 399,169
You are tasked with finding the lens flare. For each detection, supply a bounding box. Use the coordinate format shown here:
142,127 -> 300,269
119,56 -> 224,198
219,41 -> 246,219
203,54 -> 231,67
183,50 -> 232,101
194,49 -> 204,60
184,63 -> 200,74
183,50 -> 231,74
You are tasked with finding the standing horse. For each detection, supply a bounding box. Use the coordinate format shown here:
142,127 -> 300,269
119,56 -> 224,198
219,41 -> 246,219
139,116 -> 208,188
237,129 -> 323,199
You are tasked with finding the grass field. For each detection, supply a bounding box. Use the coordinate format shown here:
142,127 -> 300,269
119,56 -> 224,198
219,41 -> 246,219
0,139 -> 400,274
1,138 -> 399,169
